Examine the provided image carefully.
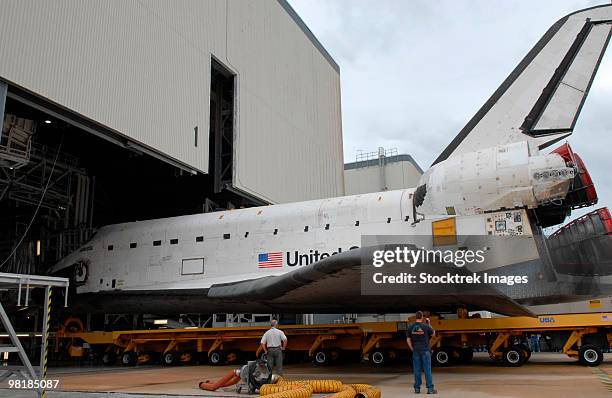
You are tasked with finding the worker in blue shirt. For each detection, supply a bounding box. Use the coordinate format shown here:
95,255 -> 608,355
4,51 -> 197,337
407,311 -> 437,394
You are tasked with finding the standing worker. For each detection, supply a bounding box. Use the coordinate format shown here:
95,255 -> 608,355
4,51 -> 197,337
530,333 -> 541,352
260,319 -> 287,375
407,311 -> 437,394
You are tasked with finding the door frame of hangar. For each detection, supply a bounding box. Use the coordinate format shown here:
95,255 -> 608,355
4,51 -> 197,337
0,79 -> 199,176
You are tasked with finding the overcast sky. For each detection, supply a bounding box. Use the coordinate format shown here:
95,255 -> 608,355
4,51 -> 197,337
289,0 -> 612,224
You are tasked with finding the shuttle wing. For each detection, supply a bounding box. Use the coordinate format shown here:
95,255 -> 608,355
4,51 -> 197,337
432,4 -> 612,165
208,247 -> 534,317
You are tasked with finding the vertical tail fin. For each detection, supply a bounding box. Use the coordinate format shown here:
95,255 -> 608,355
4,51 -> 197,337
433,5 -> 612,166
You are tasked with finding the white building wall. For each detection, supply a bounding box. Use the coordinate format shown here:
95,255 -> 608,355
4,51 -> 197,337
227,1 -> 344,203
344,155 -> 423,195
0,0 -> 343,204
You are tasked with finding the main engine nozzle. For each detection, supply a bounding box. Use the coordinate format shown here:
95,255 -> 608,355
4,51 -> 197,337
534,143 -> 598,227
551,143 -> 598,209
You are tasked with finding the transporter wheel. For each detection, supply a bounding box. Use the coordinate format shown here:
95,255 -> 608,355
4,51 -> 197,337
208,350 -> 226,366
368,350 -> 386,367
63,317 -> 85,333
517,343 -> 532,362
162,351 -> 180,366
121,351 -> 138,366
458,347 -> 474,364
180,351 -> 197,365
385,349 -> 399,364
488,351 -> 502,362
102,351 -> 117,366
502,346 -> 525,367
137,352 -> 157,365
432,347 -> 452,367
579,345 -> 603,366
329,348 -> 342,363
313,350 -> 330,366
225,350 -> 240,365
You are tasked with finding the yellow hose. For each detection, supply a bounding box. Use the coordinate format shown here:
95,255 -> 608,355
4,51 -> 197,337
356,387 -> 381,398
348,384 -> 381,398
262,379 -> 380,398
325,385 -> 356,398
260,384 -> 300,395
260,385 -> 312,398
300,380 -> 343,393
260,383 -> 314,395
348,384 -> 373,392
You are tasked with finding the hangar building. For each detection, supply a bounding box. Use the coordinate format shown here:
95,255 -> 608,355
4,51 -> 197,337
344,148 -> 423,195
0,0 -> 343,275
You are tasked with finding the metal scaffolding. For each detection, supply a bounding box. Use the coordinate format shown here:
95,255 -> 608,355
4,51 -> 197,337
0,114 -> 35,170
0,140 -> 84,210
0,272 -> 69,397
0,127 -> 94,274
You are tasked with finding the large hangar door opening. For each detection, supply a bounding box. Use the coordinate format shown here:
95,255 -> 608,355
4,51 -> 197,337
210,59 -> 235,194
0,90 -> 259,277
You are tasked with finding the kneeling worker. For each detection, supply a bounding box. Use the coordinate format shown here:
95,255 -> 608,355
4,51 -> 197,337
407,311 -> 437,394
260,319 -> 287,375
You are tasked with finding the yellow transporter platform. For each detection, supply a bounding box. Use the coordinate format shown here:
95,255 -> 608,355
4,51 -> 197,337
56,312 -> 612,368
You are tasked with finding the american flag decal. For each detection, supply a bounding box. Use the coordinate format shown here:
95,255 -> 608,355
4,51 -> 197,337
258,252 -> 283,268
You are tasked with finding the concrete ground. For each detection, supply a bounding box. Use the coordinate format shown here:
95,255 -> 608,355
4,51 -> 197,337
1,352 -> 611,398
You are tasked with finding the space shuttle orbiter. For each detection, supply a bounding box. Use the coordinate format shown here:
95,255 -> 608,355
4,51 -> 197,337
51,4 -> 612,317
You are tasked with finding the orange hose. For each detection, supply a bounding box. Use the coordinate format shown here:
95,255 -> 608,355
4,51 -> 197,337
198,370 -> 240,391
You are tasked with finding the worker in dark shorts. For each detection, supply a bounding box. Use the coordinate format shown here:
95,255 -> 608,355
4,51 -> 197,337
407,311 -> 437,394
260,319 -> 287,375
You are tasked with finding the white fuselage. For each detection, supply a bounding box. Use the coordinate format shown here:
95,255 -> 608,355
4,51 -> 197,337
54,194 -> 535,295
56,189 -> 416,293
52,142 -> 571,296
418,141 -> 573,216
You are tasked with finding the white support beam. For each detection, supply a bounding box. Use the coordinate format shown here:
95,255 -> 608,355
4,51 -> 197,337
0,272 -> 70,288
